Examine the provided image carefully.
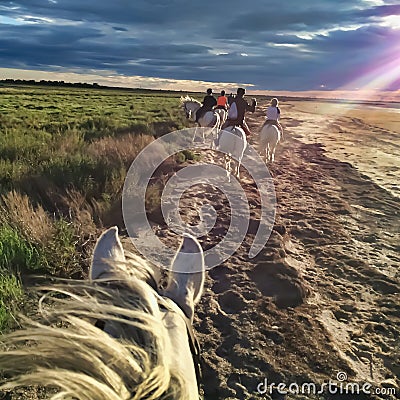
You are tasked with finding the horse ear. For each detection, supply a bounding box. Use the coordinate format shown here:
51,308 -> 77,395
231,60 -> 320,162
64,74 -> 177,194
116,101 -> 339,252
163,234 -> 205,321
90,227 -> 126,281
171,235 -> 204,275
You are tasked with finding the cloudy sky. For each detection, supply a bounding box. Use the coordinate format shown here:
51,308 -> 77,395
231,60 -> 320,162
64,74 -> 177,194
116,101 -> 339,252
0,0 -> 399,94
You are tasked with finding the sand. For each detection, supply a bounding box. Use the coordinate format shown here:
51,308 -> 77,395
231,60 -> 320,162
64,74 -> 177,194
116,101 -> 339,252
283,100 -> 400,198
165,99 -> 399,399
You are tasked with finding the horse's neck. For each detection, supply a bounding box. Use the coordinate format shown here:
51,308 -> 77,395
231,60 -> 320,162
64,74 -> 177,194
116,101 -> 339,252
192,102 -> 200,111
161,304 -> 199,399
188,102 -> 200,121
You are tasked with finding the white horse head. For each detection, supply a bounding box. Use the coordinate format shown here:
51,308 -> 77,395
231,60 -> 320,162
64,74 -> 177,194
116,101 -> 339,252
217,126 -> 248,181
180,95 -> 200,121
0,227 -> 205,400
259,124 -> 281,163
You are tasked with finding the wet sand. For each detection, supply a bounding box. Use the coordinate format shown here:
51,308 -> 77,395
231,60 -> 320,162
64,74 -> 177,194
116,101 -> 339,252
282,100 -> 400,198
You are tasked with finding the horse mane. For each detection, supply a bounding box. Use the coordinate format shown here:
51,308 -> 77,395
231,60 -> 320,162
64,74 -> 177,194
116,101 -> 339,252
180,95 -> 200,105
0,257 -> 187,400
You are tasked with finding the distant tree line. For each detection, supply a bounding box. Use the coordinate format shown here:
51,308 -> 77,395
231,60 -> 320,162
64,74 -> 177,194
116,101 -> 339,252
0,79 -> 101,88
0,79 -> 191,94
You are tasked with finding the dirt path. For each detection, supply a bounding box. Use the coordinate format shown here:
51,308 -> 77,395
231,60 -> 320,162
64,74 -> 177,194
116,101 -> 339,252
165,101 -> 400,399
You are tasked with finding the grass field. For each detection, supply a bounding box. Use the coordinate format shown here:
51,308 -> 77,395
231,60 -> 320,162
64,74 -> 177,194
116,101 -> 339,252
0,84 -> 193,331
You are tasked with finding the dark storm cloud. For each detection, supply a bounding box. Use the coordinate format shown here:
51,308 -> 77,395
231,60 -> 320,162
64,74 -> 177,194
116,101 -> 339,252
0,0 -> 399,90
112,26 -> 128,32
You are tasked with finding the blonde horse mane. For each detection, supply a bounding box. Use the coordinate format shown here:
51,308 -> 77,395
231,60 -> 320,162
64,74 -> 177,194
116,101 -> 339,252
180,95 -> 200,106
0,257 -> 187,400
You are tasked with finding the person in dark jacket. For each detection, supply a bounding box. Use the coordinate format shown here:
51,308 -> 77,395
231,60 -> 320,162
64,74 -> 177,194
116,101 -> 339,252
221,87 -> 256,136
195,88 -> 217,123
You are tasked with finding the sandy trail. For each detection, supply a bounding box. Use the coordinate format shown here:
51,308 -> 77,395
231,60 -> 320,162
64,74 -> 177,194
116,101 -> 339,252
159,100 -> 400,399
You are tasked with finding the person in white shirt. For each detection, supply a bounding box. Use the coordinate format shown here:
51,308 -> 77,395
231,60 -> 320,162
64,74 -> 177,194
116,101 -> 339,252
264,97 -> 283,136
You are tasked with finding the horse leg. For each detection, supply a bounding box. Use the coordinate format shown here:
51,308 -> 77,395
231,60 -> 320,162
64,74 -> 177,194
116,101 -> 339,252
225,155 -> 231,182
210,116 -> 220,148
235,159 -> 241,179
271,144 -> 277,162
259,140 -> 266,163
192,125 -> 199,143
210,127 -> 215,149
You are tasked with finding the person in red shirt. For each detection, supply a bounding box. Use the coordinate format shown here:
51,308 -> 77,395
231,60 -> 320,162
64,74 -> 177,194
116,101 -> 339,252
216,90 -> 228,110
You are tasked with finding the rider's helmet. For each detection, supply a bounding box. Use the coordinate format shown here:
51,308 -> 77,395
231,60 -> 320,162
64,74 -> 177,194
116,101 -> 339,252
207,88 -> 213,95
237,87 -> 245,96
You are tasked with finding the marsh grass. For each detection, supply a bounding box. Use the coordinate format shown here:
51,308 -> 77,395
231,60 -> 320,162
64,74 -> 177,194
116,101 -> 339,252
0,85 -> 191,331
0,192 -> 83,277
0,272 -> 23,331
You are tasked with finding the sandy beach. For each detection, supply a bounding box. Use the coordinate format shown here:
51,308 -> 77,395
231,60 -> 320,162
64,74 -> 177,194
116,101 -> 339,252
282,100 -> 400,198
162,99 -> 400,399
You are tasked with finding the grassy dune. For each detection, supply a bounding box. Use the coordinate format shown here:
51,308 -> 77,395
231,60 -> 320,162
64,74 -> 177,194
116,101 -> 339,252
0,84 -> 190,330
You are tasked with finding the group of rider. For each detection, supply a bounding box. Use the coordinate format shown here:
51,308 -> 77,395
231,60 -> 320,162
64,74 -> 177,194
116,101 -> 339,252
195,87 -> 283,137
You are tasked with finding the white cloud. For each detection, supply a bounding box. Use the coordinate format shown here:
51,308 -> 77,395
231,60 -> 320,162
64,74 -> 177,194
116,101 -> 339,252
269,43 -> 302,48
17,15 -> 55,24
379,15 -> 400,29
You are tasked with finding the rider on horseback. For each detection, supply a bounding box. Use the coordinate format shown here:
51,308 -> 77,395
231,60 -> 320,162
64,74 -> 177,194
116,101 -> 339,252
195,88 -> 217,123
263,97 -> 283,136
221,87 -> 256,136
215,90 -> 228,110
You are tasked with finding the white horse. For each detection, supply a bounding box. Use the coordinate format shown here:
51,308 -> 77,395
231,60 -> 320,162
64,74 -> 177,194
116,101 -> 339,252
0,227 -> 205,400
217,126 -> 247,181
180,96 -> 220,146
259,123 -> 281,163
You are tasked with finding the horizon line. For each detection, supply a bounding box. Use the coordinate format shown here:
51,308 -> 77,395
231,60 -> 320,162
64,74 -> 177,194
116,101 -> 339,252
0,67 -> 399,103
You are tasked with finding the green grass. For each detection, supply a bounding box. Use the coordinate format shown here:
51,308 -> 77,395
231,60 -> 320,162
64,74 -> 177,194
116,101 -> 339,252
0,224 -> 46,272
0,271 -> 23,331
0,84 -> 192,331
0,219 -> 81,277
0,86 -> 187,139
0,86 -> 188,194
